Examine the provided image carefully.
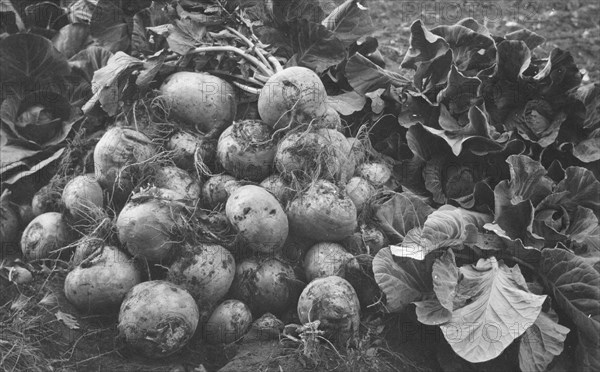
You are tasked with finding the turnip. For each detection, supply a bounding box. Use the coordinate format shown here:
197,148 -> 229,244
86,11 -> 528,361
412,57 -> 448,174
230,257 -> 297,316
31,183 -> 62,216
21,212 -> 72,260
249,312 -> 285,341
167,244 -> 235,309
225,185 -> 288,254
62,174 -> 104,221
259,174 -> 294,205
315,106 -> 342,131
202,174 -> 242,209
204,299 -> 253,344
303,242 -> 354,283
65,246 -> 142,313
118,280 -> 199,358
159,72 -> 237,137
216,120 -> 277,181
72,237 -> 104,265
346,177 -> 375,213
275,128 -> 355,183
361,225 -> 388,255
297,276 -> 360,345
153,166 -> 201,200
116,187 -> 185,262
287,180 -> 357,242
93,127 -> 156,202
166,131 -> 217,171
357,162 -> 393,188
258,66 -> 328,130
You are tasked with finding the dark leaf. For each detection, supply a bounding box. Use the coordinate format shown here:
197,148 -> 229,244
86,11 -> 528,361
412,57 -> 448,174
132,2 -> 171,55
287,19 -> 346,73
401,20 -> 449,70
90,0 -> 131,53
430,24 -> 496,72
272,0 -> 325,25
518,309 -> 570,372
556,166 -> 600,218
321,0 -> 374,47
52,23 -> 91,59
345,52 -> 410,95
24,1 -> 67,31
2,147 -> 65,185
532,48 -> 582,100
68,45 -> 113,83
576,330 -> 600,372
437,65 -> 481,115
505,29 -> 545,50
326,91 -> 365,115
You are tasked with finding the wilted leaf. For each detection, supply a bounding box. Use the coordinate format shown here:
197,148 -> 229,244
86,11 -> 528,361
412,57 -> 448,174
326,91 -> 366,115
519,309 -> 570,372
55,310 -> 81,330
345,52 -> 410,95
3,147 -> 65,185
321,0 -> 374,46
540,248 -> 600,345
372,247 -> 433,313
440,257 -> 546,363
287,19 -> 347,73
164,17 -> 209,55
505,29 -> 546,50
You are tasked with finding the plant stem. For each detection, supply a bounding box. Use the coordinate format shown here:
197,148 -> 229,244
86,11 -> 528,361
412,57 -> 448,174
189,46 -> 273,77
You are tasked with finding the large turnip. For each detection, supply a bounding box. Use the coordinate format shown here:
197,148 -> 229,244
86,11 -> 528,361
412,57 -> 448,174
61,174 -> 104,221
204,299 -> 253,344
118,281 -> 199,358
160,72 -> 237,137
225,185 -> 288,254
65,246 -> 141,313
153,166 -> 201,200
303,242 -> 354,282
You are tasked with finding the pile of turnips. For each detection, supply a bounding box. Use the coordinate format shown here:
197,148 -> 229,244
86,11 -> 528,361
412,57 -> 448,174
2,65 -> 397,357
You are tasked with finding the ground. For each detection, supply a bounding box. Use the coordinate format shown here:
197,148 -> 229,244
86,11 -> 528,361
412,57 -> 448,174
1,0 -> 599,371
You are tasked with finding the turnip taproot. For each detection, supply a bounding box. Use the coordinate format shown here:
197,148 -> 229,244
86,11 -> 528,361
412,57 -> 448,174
204,299 -> 253,344
153,166 -> 201,200
116,187 -> 185,262
303,242 -> 354,282
160,72 -> 237,136
202,174 -> 242,209
216,120 -> 277,181
166,131 -> 217,170
275,129 -> 355,183
93,127 -> 155,201
21,212 -> 72,260
226,185 -> 288,254
258,67 -> 328,130
167,244 -> 235,309
62,174 -> 104,220
230,257 -> 297,316
118,281 -> 199,358
297,276 -> 360,345
346,176 -> 375,213
287,180 -> 357,242
65,246 -> 141,313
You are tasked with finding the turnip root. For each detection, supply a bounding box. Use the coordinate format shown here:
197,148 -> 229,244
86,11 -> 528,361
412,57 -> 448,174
357,162 -> 392,188
167,244 -> 235,309
217,120 -> 277,181
225,185 -> 288,254
116,187 -> 185,262
153,166 -> 201,200
297,276 -> 360,345
204,299 -> 253,344
259,174 -> 293,205
62,174 -> 104,220
118,280 -> 199,358
166,131 -> 217,170
346,177 -> 375,213
65,246 -> 141,313
346,137 -> 367,166
230,257 -> 297,316
21,212 -> 71,260
93,127 -> 155,201
287,180 -> 357,242
303,242 -> 354,282
72,237 -> 104,265
160,72 -> 237,136
275,129 -> 355,183
202,174 -> 242,209
258,67 -> 328,130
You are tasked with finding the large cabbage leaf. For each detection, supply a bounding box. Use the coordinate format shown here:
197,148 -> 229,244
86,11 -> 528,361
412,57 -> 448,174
439,257 -> 546,363
518,309 -> 570,372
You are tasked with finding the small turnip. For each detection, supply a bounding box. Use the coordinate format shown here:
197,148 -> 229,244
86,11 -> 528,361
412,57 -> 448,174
287,180 -> 357,242
93,127 -> 156,202
62,174 -> 104,221
204,299 -> 253,344
31,183 -> 62,216
314,106 -> 342,131
357,162 -> 393,188
65,246 -> 142,313
230,257 -> 298,316
225,185 -> 288,254
21,212 -> 71,260
259,174 -> 294,205
303,242 -> 354,282
118,280 -> 199,358
275,128 -> 355,183
166,131 -> 217,171
167,244 -> 235,309
346,176 -> 375,213
116,187 -> 185,262
216,120 -> 277,181
297,276 -> 360,345
258,66 -> 328,130
153,166 -> 201,200
202,174 -> 242,209
160,72 -> 237,137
